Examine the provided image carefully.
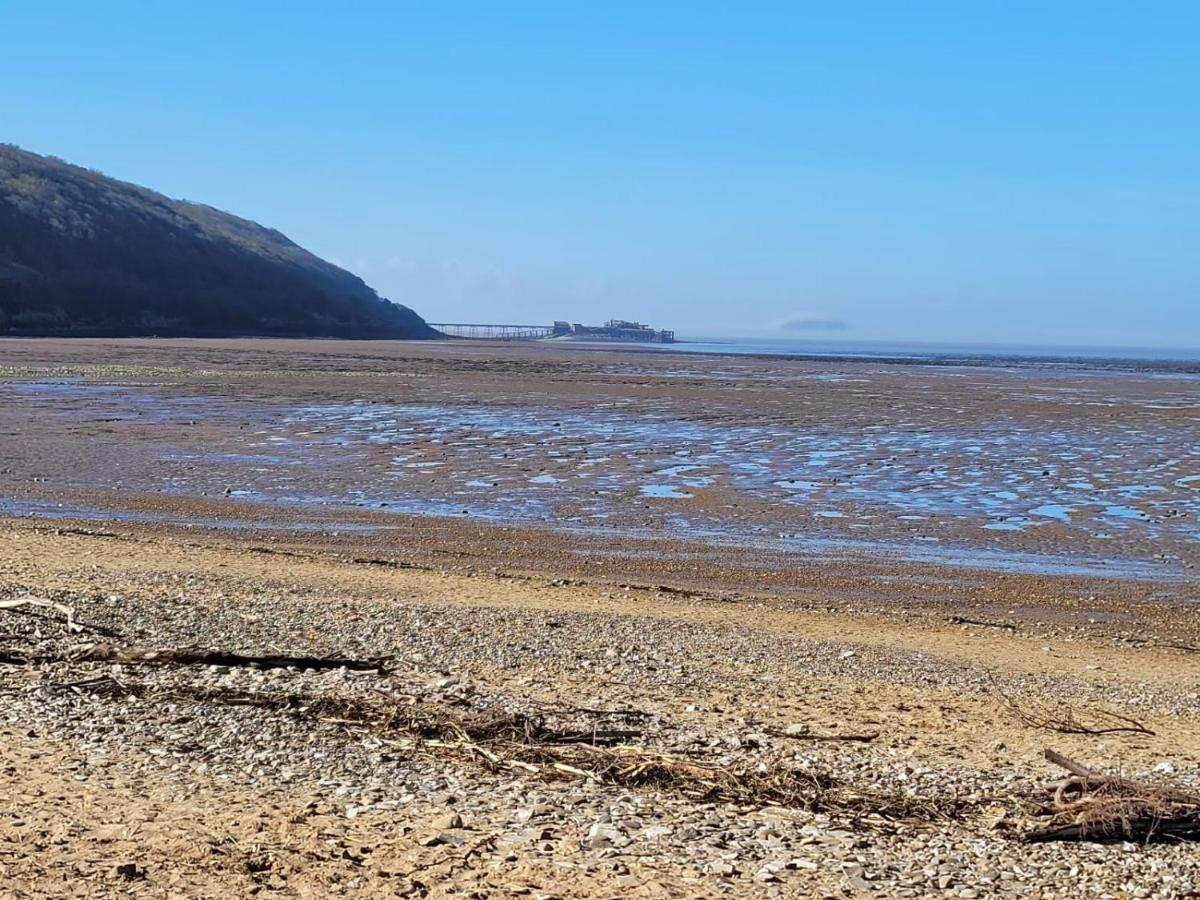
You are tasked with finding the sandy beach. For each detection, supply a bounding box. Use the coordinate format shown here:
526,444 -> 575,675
2,338 -> 1199,897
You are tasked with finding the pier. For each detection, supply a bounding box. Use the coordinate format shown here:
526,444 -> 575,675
429,323 -> 555,340
429,319 -> 675,343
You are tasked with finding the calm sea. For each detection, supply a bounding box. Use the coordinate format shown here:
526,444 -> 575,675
658,338 -> 1200,370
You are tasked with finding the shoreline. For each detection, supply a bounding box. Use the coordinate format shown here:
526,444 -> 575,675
5,333 -> 1200,375
537,335 -> 1200,374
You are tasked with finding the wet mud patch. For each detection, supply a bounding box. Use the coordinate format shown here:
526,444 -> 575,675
2,372 -> 1196,581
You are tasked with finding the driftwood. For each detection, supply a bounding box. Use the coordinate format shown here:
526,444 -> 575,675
1026,749 -> 1200,843
769,728 -> 879,743
0,595 -> 124,637
947,615 -> 1017,632
0,643 -> 390,674
116,682 -> 963,825
0,596 -> 84,633
79,645 -> 392,673
1159,642 -> 1200,654
1126,637 -> 1200,654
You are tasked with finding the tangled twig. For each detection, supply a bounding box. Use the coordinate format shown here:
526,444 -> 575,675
1001,692 -> 1154,737
1027,749 -> 1200,843
121,683 -> 964,825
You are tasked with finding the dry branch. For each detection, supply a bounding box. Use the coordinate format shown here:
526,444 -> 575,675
168,685 -> 961,824
947,615 -> 1017,631
1027,749 -> 1200,843
769,728 -> 879,743
0,596 -> 84,633
1002,693 -> 1154,737
0,643 -> 391,673
82,646 -> 392,673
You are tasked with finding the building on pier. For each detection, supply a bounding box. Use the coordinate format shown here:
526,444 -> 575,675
431,318 -> 676,343
552,318 -> 675,343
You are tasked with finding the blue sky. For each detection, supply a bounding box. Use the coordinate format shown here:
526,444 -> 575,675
3,2 -> 1197,346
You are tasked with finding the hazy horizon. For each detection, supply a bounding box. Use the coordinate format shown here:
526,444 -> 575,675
4,3 -> 1197,348
676,335 -> 1200,353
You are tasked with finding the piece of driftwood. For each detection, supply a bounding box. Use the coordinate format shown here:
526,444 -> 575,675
52,674 -> 131,698
135,683 -> 958,823
0,597 -> 80,630
77,646 -> 392,673
1126,637 -> 1200,654
1026,749 -> 1200,843
947,615 -> 1017,631
0,595 -> 123,637
0,643 -> 390,673
0,597 -> 84,633
1159,642 -> 1200,654
770,728 -> 879,743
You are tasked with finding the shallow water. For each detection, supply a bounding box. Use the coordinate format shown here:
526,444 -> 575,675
3,379 -> 1197,581
0,494 -> 1177,582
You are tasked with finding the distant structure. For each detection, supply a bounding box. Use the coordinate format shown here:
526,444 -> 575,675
430,318 -> 675,343
553,319 -> 675,343
428,322 -> 553,340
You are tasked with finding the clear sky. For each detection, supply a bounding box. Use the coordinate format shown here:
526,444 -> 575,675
3,1 -> 1197,346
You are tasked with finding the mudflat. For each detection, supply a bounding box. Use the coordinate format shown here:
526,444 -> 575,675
1,338 -> 1198,898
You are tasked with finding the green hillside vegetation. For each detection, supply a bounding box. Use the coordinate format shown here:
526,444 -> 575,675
0,145 -> 437,338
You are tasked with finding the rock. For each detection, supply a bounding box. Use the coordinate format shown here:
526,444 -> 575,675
741,732 -> 768,748
421,832 -> 464,848
842,862 -> 866,880
112,862 -> 144,880
586,822 -> 629,849
641,825 -> 674,840
432,811 -> 464,830
784,723 -> 809,737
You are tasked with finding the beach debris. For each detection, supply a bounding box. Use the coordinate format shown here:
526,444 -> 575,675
1002,694 -> 1154,737
156,684 -> 953,824
947,615 -> 1017,631
0,595 -> 84,633
0,643 -> 392,673
1027,749 -> 1200,843
775,724 -> 879,743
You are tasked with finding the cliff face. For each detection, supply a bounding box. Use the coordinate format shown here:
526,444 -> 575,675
0,145 -> 438,338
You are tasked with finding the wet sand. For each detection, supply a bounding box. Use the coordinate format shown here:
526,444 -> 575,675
1,337 -> 1197,585
2,338 -> 1199,897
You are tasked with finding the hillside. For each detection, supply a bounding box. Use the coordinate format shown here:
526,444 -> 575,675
0,145 -> 438,338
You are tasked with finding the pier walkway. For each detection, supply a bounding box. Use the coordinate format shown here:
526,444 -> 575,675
429,323 -> 555,340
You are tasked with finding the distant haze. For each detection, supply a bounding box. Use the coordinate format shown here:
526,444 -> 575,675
3,3 -> 1197,348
